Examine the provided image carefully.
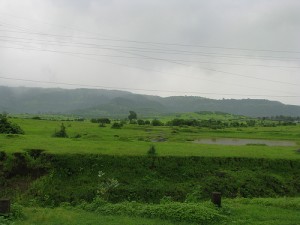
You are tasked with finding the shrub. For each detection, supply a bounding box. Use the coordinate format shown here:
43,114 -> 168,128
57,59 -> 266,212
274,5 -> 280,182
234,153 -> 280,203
160,196 -> 173,204
90,118 -> 98,123
129,120 -> 137,124
147,145 -> 157,169
52,123 -> 68,138
91,118 -> 111,124
151,119 -> 164,126
0,203 -> 25,224
32,116 -> 42,120
111,122 -> 123,129
74,117 -> 85,121
0,114 -> 24,134
147,145 -> 157,156
92,202 -> 225,224
185,186 -> 203,203
137,119 -> 145,125
73,134 -> 82,138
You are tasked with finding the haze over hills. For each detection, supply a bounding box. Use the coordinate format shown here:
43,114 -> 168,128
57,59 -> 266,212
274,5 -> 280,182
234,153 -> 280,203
1,86 -> 300,117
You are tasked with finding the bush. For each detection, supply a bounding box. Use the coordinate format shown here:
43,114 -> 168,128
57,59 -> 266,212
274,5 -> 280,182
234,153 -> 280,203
151,119 -> 164,126
111,122 -> 123,129
74,117 -> 85,121
32,116 -> 42,120
137,119 -> 145,125
0,203 -> 25,224
52,123 -> 68,138
90,202 -> 225,224
147,145 -> 157,169
147,145 -> 157,156
185,186 -> 203,203
129,120 -> 137,124
0,114 -> 24,134
91,118 -> 111,124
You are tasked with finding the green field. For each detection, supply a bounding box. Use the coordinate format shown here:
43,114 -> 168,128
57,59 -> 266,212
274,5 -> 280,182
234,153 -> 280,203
1,117 -> 299,158
1,114 -> 300,224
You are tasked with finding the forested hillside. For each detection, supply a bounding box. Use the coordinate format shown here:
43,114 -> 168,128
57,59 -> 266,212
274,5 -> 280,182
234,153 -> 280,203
1,86 -> 300,117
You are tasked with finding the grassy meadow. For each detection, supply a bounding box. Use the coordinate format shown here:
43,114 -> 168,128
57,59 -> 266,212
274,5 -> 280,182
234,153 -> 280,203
0,115 -> 299,158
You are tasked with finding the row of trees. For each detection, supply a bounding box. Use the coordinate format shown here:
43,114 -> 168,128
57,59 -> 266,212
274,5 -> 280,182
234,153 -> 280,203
111,119 -> 164,128
165,118 -> 257,129
91,111 -> 298,129
91,111 -> 165,128
259,115 -> 300,122
91,118 -> 111,124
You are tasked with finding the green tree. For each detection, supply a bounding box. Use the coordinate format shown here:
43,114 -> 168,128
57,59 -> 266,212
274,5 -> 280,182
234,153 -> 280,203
128,111 -> 137,121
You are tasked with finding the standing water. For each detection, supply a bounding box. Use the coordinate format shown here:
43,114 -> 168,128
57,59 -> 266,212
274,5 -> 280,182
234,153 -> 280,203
193,138 -> 296,146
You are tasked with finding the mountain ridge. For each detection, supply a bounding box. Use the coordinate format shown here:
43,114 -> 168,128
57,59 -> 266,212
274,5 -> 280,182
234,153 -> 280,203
1,86 -> 300,117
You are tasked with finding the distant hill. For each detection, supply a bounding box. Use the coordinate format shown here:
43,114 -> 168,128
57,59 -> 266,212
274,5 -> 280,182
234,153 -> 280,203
1,86 -> 300,117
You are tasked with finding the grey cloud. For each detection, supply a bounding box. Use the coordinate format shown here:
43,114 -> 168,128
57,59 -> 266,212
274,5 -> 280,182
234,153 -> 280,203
0,0 -> 300,105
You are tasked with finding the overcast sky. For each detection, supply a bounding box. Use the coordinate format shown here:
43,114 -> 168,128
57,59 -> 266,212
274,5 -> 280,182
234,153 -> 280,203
0,0 -> 300,105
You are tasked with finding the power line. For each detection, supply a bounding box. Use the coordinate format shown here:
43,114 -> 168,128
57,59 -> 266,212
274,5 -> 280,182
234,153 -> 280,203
0,75 -> 299,98
2,43 -> 296,96
0,22 -> 299,62
0,40 -> 296,97
0,12 -> 300,54
1,36 -> 299,69
112,48 -> 300,87
1,12 -> 299,101
0,20 -> 299,90
1,43 -> 299,95
0,30 -> 300,62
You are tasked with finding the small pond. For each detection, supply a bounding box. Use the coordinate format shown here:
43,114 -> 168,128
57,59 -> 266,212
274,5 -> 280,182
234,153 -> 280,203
193,138 -> 296,146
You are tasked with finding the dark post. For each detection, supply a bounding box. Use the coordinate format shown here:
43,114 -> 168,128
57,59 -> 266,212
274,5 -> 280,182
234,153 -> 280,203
211,192 -> 221,207
0,199 -> 11,214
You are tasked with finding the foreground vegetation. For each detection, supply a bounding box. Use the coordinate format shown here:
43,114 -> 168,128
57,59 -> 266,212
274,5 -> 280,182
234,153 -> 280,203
2,197 -> 300,225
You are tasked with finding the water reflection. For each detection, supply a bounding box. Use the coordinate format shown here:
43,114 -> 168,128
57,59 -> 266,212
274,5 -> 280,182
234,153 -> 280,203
193,138 -> 296,146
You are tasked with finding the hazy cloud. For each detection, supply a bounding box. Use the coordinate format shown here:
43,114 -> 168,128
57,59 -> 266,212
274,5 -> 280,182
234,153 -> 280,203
0,0 -> 300,104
